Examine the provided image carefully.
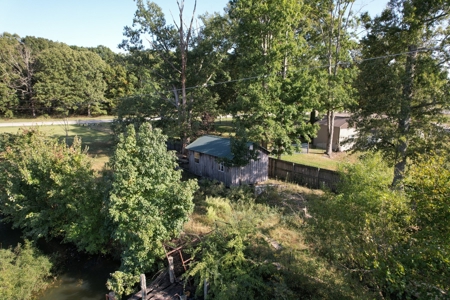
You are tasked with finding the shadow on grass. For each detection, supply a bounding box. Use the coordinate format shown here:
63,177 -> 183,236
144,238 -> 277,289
51,124 -> 115,158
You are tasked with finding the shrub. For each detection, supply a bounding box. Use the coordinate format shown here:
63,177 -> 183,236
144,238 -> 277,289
0,241 -> 52,300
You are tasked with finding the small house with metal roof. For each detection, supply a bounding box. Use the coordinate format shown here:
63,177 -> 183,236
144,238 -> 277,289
185,135 -> 268,186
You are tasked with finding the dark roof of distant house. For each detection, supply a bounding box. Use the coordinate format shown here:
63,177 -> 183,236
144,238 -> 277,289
317,116 -> 350,129
186,135 -> 268,159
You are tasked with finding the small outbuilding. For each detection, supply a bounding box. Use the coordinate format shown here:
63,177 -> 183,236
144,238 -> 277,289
185,135 -> 269,186
313,114 -> 356,151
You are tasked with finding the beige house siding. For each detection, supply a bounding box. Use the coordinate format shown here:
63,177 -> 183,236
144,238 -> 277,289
313,116 -> 356,151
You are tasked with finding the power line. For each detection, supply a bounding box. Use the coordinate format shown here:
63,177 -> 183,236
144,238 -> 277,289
135,46 -> 439,97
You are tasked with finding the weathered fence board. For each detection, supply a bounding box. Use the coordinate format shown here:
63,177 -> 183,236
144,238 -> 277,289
268,158 -> 339,192
166,140 -> 182,152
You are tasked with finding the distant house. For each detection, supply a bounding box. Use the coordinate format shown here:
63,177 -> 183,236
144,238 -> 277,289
186,135 -> 269,186
313,114 -> 356,151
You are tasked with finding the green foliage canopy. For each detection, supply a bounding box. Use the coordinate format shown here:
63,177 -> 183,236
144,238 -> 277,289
351,0 -> 450,184
0,129 -> 107,253
309,153 -> 450,298
34,45 -> 108,116
228,0 -> 317,156
106,123 -> 198,294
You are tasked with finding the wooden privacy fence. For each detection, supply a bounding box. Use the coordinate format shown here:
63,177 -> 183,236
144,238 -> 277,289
268,158 -> 340,192
166,140 -> 182,152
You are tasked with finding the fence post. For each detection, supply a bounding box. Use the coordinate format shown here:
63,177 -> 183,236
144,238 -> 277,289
140,274 -> 146,299
168,256 -> 175,283
204,279 -> 208,300
317,168 -> 320,189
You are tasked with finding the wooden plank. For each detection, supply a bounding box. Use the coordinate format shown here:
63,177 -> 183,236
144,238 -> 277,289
168,256 -> 175,284
140,274 -> 147,299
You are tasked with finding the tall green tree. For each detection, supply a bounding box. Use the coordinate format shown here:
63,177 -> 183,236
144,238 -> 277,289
352,0 -> 450,185
119,1 -> 231,150
106,123 -> 197,295
306,0 -> 358,157
0,33 -> 35,117
80,45 -> 138,113
34,46 -> 108,116
228,0 -> 317,156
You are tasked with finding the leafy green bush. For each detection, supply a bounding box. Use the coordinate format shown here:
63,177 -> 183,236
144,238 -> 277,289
308,153 -> 450,298
403,154 -> 450,298
0,241 -> 52,300
185,196 -> 283,299
0,129 -> 107,253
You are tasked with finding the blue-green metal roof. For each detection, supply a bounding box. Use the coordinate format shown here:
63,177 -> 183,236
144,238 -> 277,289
186,135 -> 233,159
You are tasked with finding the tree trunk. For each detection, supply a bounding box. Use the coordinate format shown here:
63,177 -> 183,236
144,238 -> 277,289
177,0 -> 195,154
393,45 -> 417,187
326,110 -> 335,157
309,110 -> 317,125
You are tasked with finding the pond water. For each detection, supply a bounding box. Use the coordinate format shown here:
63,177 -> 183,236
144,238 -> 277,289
37,255 -> 119,300
0,219 -> 119,300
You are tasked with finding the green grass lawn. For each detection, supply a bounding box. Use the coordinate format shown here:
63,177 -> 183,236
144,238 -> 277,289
211,116 -> 358,171
280,148 -> 358,171
0,115 -> 113,123
0,124 -> 114,170
211,118 -> 234,137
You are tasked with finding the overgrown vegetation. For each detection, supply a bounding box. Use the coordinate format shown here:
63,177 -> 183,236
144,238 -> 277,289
308,153 -> 450,298
0,129 -> 108,253
183,180 -> 375,299
1,0 -> 450,298
0,125 -> 198,299
0,241 -> 52,300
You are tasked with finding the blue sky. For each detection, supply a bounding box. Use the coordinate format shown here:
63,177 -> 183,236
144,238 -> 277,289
0,0 -> 387,53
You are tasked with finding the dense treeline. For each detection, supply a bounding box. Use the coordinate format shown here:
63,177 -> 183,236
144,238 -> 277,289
0,33 -> 136,118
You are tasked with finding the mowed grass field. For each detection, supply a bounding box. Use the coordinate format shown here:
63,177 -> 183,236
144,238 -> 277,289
0,123 -> 114,170
0,115 -> 113,123
0,115 -> 356,171
280,148 -> 359,170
